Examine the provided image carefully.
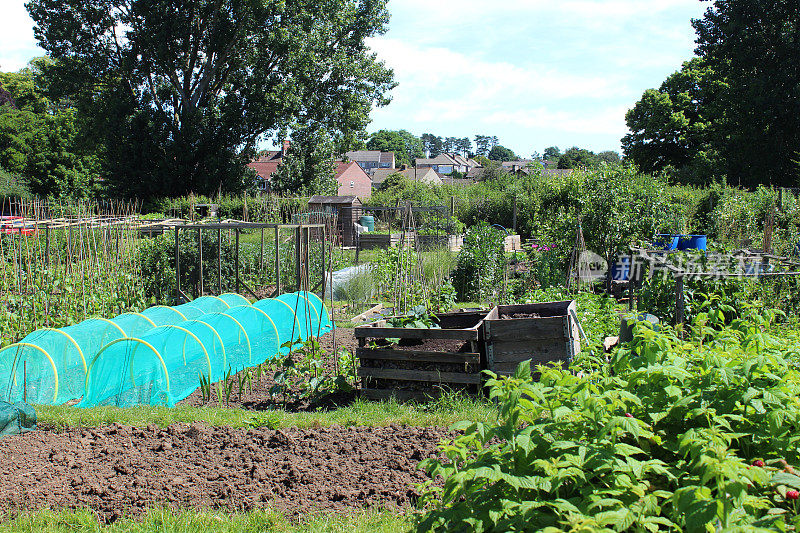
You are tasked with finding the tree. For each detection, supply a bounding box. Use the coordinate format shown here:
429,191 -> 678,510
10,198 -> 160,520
622,58 -> 719,184
487,145 -> 517,161
0,60 -> 99,197
422,133 -> 443,158
597,151 -> 621,165
557,147 -> 597,169
366,130 -> 423,166
27,0 -> 395,197
474,135 -> 492,157
456,137 -> 472,156
692,0 -> 800,187
623,1 -> 800,187
0,81 -> 16,108
270,126 -> 337,196
543,146 -> 561,161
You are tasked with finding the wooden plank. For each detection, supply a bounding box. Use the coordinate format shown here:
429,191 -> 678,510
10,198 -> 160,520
352,303 -> 384,324
495,301 -> 573,316
354,327 -> 479,341
356,347 -> 479,364
484,317 -> 566,340
358,367 -> 481,384
488,339 -> 573,363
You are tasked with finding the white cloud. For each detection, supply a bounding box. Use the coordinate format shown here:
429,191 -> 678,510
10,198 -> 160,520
484,104 -> 631,137
0,2 -> 42,71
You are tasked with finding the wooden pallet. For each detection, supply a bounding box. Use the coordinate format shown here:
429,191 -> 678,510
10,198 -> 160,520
355,310 -> 485,399
483,301 -> 579,377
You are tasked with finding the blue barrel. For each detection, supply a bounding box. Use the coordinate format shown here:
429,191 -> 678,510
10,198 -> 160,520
654,234 -> 679,250
359,216 -> 375,232
677,235 -> 707,251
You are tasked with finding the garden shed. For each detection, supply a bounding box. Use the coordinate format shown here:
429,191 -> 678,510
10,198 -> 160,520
307,195 -> 362,246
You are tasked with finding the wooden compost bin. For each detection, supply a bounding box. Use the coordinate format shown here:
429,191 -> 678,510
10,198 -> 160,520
358,232 -> 415,250
482,300 -> 579,377
355,310 -> 485,400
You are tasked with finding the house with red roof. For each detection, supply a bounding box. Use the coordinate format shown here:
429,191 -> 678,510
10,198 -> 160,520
335,161 -> 372,199
247,141 -> 290,192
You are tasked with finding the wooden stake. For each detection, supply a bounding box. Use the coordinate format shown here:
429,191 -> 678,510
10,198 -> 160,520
198,228 -> 203,297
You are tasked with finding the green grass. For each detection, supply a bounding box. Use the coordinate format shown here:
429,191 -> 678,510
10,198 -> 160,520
35,394 -> 496,431
0,508 -> 411,533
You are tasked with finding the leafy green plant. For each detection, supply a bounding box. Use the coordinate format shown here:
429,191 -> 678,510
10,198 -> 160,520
452,222 -> 506,303
198,372 -> 211,403
416,300 -> 800,531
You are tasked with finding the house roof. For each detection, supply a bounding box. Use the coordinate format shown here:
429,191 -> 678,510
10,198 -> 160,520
334,161 -> 370,180
371,168 -> 402,185
308,195 -> 361,205
466,166 -> 486,179
247,151 -> 284,181
415,154 -> 458,166
372,167 -> 441,186
379,152 -> 395,164
345,150 -> 382,162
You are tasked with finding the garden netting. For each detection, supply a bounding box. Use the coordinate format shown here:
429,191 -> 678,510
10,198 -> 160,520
0,291 -> 332,407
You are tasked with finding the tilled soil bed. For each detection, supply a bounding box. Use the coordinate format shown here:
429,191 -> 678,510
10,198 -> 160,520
0,423 -> 448,521
179,328 -> 360,412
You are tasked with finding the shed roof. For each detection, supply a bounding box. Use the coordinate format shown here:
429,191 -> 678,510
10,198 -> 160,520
308,195 -> 362,205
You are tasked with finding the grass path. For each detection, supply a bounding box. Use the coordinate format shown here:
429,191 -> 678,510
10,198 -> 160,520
0,508 -> 410,533
35,394 -> 496,431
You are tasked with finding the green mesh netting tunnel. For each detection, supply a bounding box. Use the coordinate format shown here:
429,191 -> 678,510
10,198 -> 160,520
0,291 -> 331,407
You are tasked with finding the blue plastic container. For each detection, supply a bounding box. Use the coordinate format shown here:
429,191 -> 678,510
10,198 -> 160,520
359,216 -> 375,232
654,234 -> 679,250
677,235 -> 707,251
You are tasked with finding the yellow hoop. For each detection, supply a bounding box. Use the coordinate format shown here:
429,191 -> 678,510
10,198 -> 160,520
86,338 -> 170,399
2,342 -> 59,403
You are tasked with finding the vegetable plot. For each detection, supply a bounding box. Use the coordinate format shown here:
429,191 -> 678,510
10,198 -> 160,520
417,303 -> 800,531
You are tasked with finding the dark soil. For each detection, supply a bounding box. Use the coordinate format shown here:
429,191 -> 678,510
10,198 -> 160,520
179,328 -> 360,412
501,312 -> 541,319
394,338 -> 470,352
319,326 -> 360,355
0,423 -> 448,521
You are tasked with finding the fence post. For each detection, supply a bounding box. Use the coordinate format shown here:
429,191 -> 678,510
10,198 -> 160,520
198,227 -> 203,297
321,225 -> 326,297
174,226 -> 181,303
295,225 -> 302,291
217,227 -> 222,294
675,275 -> 685,326
275,225 -> 281,296
512,196 -> 518,233
45,226 -> 50,269
235,228 -> 240,294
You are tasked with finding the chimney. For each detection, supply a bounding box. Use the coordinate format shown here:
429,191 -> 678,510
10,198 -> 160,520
282,140 -> 290,157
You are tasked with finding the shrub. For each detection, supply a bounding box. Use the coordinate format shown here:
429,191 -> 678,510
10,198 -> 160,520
417,302 -> 799,531
452,222 -> 505,302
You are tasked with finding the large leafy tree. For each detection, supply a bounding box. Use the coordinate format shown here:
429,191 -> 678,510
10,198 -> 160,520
624,1 -> 800,187
693,0 -> 800,187
0,60 -> 99,197
622,59 -> 719,185
421,133 -> 443,158
26,0 -> 395,198
270,125 -> 337,196
487,145 -> 517,161
366,129 -> 423,166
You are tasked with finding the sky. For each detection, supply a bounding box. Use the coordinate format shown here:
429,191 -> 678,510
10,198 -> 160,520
0,0 -> 708,157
